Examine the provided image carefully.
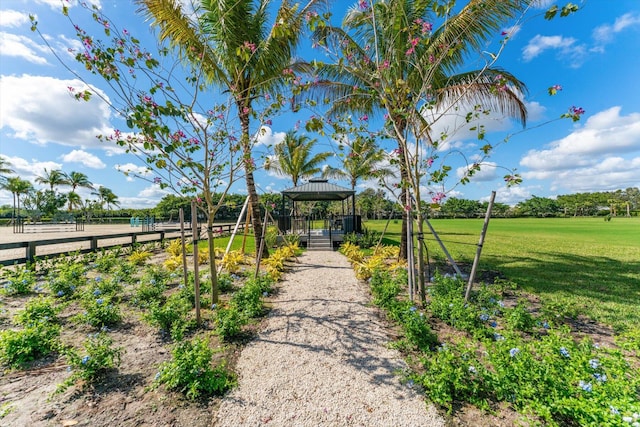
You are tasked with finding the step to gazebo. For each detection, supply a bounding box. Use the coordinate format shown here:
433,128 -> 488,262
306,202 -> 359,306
307,235 -> 332,251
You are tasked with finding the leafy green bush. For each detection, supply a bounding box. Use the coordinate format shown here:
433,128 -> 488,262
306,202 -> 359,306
503,300 -> 536,332
428,274 -> 484,335
14,296 -> 60,327
77,294 -> 122,328
213,305 -> 245,341
155,337 -> 235,400
59,332 -> 122,392
230,280 -> 263,318
48,262 -> 86,298
0,323 -> 60,368
94,250 -> 119,273
413,340 -> 493,412
344,226 -> 380,249
0,265 -> 36,295
145,293 -> 193,340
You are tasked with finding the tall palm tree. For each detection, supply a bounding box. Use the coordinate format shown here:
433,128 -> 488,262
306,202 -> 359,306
0,157 -> 13,183
1,177 -> 32,223
35,168 -> 68,192
137,0 -> 324,258
64,171 -> 94,211
310,0 -> 530,260
322,134 -> 394,190
265,130 -> 331,187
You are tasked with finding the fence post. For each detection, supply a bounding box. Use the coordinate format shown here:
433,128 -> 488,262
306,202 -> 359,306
27,241 -> 36,263
91,236 -> 98,251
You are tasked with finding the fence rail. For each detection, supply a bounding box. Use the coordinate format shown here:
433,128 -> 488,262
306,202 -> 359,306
0,228 -> 190,266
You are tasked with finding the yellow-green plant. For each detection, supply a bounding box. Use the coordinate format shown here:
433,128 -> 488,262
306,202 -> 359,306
339,241 -> 364,263
354,255 -> 386,280
166,239 -> 191,257
220,250 -> 246,273
128,249 -> 152,266
373,245 -> 400,260
163,256 -> 182,272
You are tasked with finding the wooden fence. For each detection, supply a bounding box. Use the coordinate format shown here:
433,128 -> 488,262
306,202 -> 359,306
0,229 -> 189,266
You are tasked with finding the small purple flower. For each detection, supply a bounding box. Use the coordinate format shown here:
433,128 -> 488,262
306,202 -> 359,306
93,289 -> 102,296
479,313 -> 490,322
409,306 -> 417,312
509,348 -> 520,357
468,366 -> 477,374
559,347 -> 570,358
589,359 -> 600,369
489,321 -> 498,328
57,290 -> 65,297
593,373 -> 607,383
493,333 -> 504,341
96,298 -> 104,305
81,355 -> 91,365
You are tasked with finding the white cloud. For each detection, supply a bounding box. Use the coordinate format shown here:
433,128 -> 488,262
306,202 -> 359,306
137,184 -> 170,199
0,155 -> 62,186
61,150 -> 106,169
490,185 -> 537,206
0,74 -> 118,149
520,107 -> 640,193
115,163 -> 152,181
521,107 -> 640,172
253,126 -> 286,147
35,0 -> 102,9
0,10 -> 30,28
593,13 -> 640,46
522,35 -> 578,62
0,32 -> 49,64
456,162 -> 498,182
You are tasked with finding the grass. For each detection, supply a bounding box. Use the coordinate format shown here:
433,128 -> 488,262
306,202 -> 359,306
365,217 -> 640,332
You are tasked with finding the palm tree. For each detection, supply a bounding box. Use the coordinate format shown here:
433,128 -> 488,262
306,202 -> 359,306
35,168 -> 68,192
322,134 -> 394,190
265,130 -> 331,187
0,157 -> 13,183
92,186 -> 120,212
310,0 -> 530,260
64,171 -> 94,211
137,0 -> 324,258
1,177 -> 33,224
67,191 -> 83,212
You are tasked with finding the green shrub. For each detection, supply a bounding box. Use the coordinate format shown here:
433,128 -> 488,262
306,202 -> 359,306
48,262 -> 86,298
0,324 -> 61,368
77,294 -> 122,328
0,265 -> 36,295
503,300 -> 536,332
14,296 -> 60,327
155,337 -> 235,400
59,332 -> 122,392
213,305 -> 245,341
414,340 -> 493,412
145,293 -> 193,340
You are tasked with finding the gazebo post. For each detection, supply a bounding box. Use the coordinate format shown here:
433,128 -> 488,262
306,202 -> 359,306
281,193 -> 286,232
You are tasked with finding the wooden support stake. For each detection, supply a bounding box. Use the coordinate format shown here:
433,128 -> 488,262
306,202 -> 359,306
254,207 -> 269,279
465,191 -> 496,302
191,202 -> 201,325
179,208 -> 189,299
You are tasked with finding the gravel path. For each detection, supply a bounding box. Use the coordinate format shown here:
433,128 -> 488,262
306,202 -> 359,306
215,251 -> 445,427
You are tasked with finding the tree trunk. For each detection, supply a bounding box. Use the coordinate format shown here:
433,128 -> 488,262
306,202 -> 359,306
239,107 -> 268,259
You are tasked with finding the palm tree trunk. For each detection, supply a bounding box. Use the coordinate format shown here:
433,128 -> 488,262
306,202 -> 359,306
239,108 -> 268,259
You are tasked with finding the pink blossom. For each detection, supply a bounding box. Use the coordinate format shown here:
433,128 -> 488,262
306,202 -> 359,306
431,192 -> 446,204
358,0 -> 368,10
243,107 -> 251,114
426,157 -> 434,167
405,47 -> 415,56
359,114 -> 368,121
153,177 -> 162,184
265,119 -> 272,125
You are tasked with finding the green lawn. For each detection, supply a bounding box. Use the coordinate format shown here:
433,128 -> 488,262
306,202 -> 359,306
365,217 -> 640,331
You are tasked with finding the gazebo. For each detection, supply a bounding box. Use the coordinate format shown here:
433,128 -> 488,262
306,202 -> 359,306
278,178 -> 361,250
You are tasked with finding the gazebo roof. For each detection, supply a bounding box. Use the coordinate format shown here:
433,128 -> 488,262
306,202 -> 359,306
282,178 -> 354,201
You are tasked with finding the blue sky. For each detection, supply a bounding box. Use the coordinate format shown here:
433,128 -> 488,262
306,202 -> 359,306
1,0 -> 639,209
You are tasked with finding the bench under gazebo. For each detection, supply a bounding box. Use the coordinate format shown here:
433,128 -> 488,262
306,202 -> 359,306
278,178 -> 362,250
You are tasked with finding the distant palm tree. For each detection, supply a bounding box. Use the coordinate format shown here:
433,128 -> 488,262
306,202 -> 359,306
265,130 -> 331,187
323,135 -> 394,190
1,177 -> 33,223
36,169 -> 68,192
92,186 -> 120,212
67,191 -> 83,212
0,157 -> 13,182
64,171 -> 94,211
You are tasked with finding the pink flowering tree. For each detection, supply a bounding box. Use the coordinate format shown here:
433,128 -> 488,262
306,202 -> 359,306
304,0 -> 583,300
31,4 -> 256,303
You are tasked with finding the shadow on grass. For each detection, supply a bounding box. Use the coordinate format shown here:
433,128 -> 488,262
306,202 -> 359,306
482,251 -> 640,328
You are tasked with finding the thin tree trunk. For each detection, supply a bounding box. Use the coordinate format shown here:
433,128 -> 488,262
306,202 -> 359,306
239,108 -> 268,259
